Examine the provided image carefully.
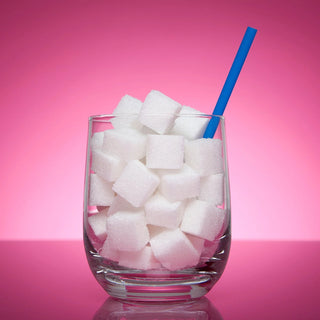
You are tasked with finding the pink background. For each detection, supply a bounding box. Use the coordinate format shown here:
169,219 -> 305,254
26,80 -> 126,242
1,0 -> 319,240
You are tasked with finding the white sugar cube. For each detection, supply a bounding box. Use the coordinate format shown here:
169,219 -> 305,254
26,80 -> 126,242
88,211 -> 108,240
106,210 -> 149,252
170,106 -> 210,140
200,240 -> 220,262
150,228 -> 202,270
180,199 -> 226,241
159,165 -> 200,202
138,90 -> 182,134
100,237 -> 120,262
184,138 -> 224,176
118,245 -> 161,270
91,150 -> 125,182
107,195 -> 137,216
146,134 -> 184,169
188,234 -> 205,259
145,193 -> 185,229
148,225 -> 166,238
111,95 -> 143,129
139,125 -> 157,135
102,128 -> 147,161
90,131 -> 104,151
199,173 -> 224,205
89,174 -> 114,206
113,160 -> 160,207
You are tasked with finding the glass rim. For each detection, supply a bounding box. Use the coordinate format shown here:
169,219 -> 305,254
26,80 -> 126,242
89,113 -> 225,122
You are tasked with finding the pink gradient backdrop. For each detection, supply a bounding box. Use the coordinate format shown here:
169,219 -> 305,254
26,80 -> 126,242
0,0 -> 319,240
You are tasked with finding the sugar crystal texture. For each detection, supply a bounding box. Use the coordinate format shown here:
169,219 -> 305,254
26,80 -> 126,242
148,225 -> 167,238
145,192 -> 185,229
146,134 -> 184,169
139,125 -> 157,135
118,245 -> 161,270
106,210 -> 149,252
88,211 -> 108,240
100,237 -> 120,262
102,128 -> 147,162
180,199 -> 226,241
199,173 -> 224,205
89,173 -> 114,206
188,234 -> 205,258
111,94 -> 143,129
184,138 -> 224,176
90,131 -> 104,151
91,150 -> 125,182
150,228 -> 203,270
112,160 -> 160,207
138,90 -> 182,134
170,106 -> 210,140
159,164 -> 200,202
107,195 -> 137,216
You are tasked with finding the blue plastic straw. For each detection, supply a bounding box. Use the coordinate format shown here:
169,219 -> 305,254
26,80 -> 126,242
203,26 -> 257,138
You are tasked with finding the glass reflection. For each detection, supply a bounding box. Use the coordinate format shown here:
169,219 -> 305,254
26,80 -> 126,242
93,296 -> 223,320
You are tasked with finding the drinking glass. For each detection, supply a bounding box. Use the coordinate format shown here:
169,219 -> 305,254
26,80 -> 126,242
83,113 -> 231,301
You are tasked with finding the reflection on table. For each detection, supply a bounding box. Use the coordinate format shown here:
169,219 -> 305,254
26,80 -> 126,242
93,296 -> 223,320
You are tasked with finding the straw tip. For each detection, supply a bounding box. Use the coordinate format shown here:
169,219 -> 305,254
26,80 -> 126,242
247,26 -> 258,34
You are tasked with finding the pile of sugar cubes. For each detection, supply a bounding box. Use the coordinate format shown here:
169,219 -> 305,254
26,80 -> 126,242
87,90 -> 226,271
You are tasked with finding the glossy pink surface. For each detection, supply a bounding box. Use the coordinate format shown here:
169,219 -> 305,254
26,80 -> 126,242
0,0 -> 319,241
0,240 -> 319,319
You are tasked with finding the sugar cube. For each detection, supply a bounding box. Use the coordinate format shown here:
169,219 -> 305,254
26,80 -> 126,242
180,199 -> 226,241
106,210 -> 149,252
107,195 -> 137,216
159,164 -> 200,202
88,211 -> 108,240
139,125 -> 158,135
150,228 -> 202,270
100,237 -> 120,262
145,193 -> 185,229
89,173 -> 114,206
146,134 -> 184,169
184,138 -> 224,176
90,131 -> 104,151
188,234 -> 205,259
118,245 -> 161,270
111,94 -> 143,129
91,150 -> 125,182
199,173 -> 224,205
170,106 -> 210,140
138,90 -> 182,134
113,160 -> 160,207
148,225 -> 166,238
102,128 -> 147,161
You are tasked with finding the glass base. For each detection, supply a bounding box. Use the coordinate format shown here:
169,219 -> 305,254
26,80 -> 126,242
84,233 -> 231,302
97,273 -> 213,302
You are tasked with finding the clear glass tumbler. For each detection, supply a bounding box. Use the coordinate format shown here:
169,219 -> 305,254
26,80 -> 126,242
83,113 -> 231,301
